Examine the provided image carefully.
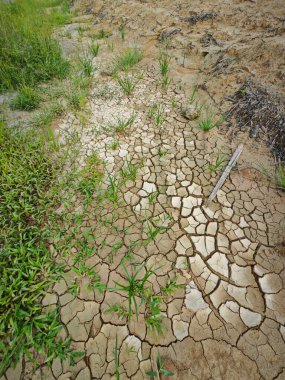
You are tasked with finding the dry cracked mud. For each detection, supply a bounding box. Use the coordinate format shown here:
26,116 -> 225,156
4,0 -> 285,379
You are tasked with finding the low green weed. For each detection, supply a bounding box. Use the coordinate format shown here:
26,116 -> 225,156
115,48 -> 142,72
109,262 -> 156,319
145,295 -> 164,336
121,160 -> 139,182
148,104 -> 165,127
10,86 -> 41,111
92,29 -> 112,40
208,153 -> 226,173
161,277 -> 184,296
146,351 -> 174,378
89,43 -> 100,57
117,75 -> 137,95
80,55 -> 93,77
197,116 -> 223,131
105,304 -> 128,320
111,113 -> 136,134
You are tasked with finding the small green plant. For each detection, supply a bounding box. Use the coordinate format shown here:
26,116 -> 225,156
105,304 -> 128,320
108,140 -> 120,150
117,75 -> 137,95
148,104 -> 165,127
111,113 -> 136,134
77,25 -> 89,37
80,55 -> 93,77
148,191 -> 158,205
145,221 -> 167,243
121,160 -> 139,182
114,335 -> 120,380
159,51 -> 170,77
108,262 -> 156,319
276,164 -> 285,190
189,85 -> 198,104
68,280 -> 80,296
161,276 -> 184,296
115,48 -> 142,72
92,29 -> 112,40
208,153 -> 226,173
89,43 -> 100,57
158,148 -> 167,157
145,295 -> 164,336
10,85 -> 41,111
197,116 -> 222,131
66,89 -> 88,110
258,163 -> 285,191
81,151 -> 104,181
105,172 -> 120,203
170,98 -> 177,108
146,351 -> 174,378
32,100 -> 65,126
162,75 -> 171,89
119,22 -> 126,41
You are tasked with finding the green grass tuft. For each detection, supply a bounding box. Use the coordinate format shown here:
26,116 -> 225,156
10,86 -> 41,111
115,48 -> 142,72
0,0 -> 70,92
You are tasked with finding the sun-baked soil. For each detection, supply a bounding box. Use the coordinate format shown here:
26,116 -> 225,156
4,1 -> 285,380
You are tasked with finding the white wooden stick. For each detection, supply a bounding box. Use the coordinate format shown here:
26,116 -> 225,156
206,144 -> 244,205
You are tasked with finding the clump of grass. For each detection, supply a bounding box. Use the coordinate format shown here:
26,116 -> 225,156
276,164 -> 285,190
115,48 -> 142,72
189,85 -> 198,104
146,351 -> 174,378
158,148 -> 167,157
121,160 -> 139,182
145,221 -> 167,243
105,304 -> 128,320
66,72 -> 90,110
162,75 -> 171,89
145,295 -> 164,336
80,55 -> 93,77
148,191 -> 158,205
159,51 -> 170,77
10,85 -> 41,111
159,50 -> 171,89
111,113 -> 136,134
105,172 -> 120,203
148,103 -> 165,127
161,276 -> 184,296
77,25 -> 90,37
0,0 -> 70,92
0,123 -> 78,374
67,90 -> 88,110
32,100 -> 65,127
92,29 -> 112,40
108,140 -> 120,150
89,43 -> 100,57
109,262 -> 156,319
117,75 -> 137,95
170,97 -> 177,109
208,153 -> 226,173
197,116 -> 223,131
258,163 -> 285,191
